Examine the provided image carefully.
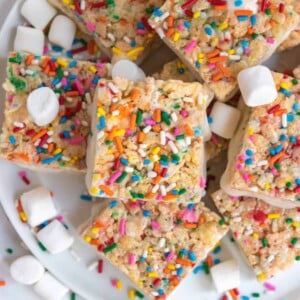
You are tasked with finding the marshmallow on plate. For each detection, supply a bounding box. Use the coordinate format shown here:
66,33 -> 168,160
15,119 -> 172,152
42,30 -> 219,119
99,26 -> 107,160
209,102 -> 241,139
27,87 -> 59,126
10,255 -> 45,285
36,219 -> 74,254
237,65 -> 278,107
112,60 -> 146,81
210,259 -> 240,293
20,187 -> 58,227
48,15 -> 76,50
33,272 -> 69,300
14,26 -> 45,55
21,0 -> 57,30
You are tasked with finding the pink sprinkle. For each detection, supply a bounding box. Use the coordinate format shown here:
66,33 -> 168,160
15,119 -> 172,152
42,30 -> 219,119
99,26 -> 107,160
61,77 -> 68,86
57,215 -> 63,221
236,163 -> 243,170
130,202 -> 138,209
199,176 -> 205,188
145,119 -> 156,126
111,279 -> 117,287
266,37 -> 275,44
137,29 -> 146,35
151,221 -> 161,231
18,171 -> 30,185
242,173 -> 250,182
74,79 -> 84,95
128,253 -> 135,265
166,251 -> 175,262
8,95 -> 13,103
69,136 -> 85,145
270,168 -> 278,175
230,196 -> 239,202
264,282 -> 276,291
238,154 -> 246,161
180,110 -> 189,118
43,45 -> 49,55
249,135 -> 255,141
86,22 -> 96,32
126,129 -> 132,136
173,127 -> 180,136
184,40 -> 197,53
244,48 -> 251,55
156,194 -> 163,201
178,24 -> 185,31
109,171 -> 122,185
179,209 -> 197,223
210,133 -> 219,145
119,219 -> 126,235
208,63 -> 216,70
74,118 -> 81,125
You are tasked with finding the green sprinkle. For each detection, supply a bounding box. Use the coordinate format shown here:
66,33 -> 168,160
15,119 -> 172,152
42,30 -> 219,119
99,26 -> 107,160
262,237 -> 268,247
219,219 -> 225,226
292,78 -> 298,85
112,212 -> 119,218
171,153 -> 180,162
103,243 -> 117,253
135,290 -> 144,298
265,8 -> 271,15
70,292 -> 76,300
274,162 -> 280,170
9,77 -> 26,91
59,161 -> 66,167
291,237 -> 298,245
130,191 -> 138,198
175,134 -> 185,140
210,21 -> 217,28
286,182 -> 292,188
252,292 -> 260,298
38,241 -> 47,251
202,261 -> 210,274
137,193 -> 144,199
161,111 -> 171,125
285,218 -> 293,224
179,188 -> 187,195
176,218 -> 183,224
136,109 -> 143,125
9,53 -> 22,64
295,255 -> 300,261
57,67 -> 63,79
160,154 -> 169,162
105,140 -> 112,145
116,172 -> 128,183
252,33 -> 259,39
6,248 -> 13,254
145,7 -> 153,14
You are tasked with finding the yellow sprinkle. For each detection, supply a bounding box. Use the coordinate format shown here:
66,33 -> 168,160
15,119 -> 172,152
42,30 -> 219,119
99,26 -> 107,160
148,272 -> 158,278
62,0 -> 71,4
252,233 -> 259,239
257,273 -> 266,282
218,22 -> 228,30
173,32 -> 180,42
167,264 -> 176,270
147,33 -> 154,38
147,247 -> 153,253
115,129 -> 125,136
198,53 -> 205,59
19,212 -> 27,222
211,37 -> 219,47
217,143 -> 223,149
92,227 -> 100,234
107,148 -> 114,154
89,65 -> 97,73
151,147 -> 161,155
57,59 -> 68,67
268,213 -> 280,219
264,183 -> 271,190
90,187 -> 99,195
227,49 -> 235,55
97,107 -> 106,117
128,156 -> 135,163
48,126 -> 54,131
248,128 -> 254,135
72,156 -> 78,161
193,11 -> 200,18
53,148 -> 62,155
116,280 -> 122,290
280,82 -> 291,90
112,47 -> 123,55
92,174 -> 101,182
84,235 -> 92,243
138,281 -> 143,286
293,221 -> 299,228
128,289 -> 135,299
127,47 -> 144,57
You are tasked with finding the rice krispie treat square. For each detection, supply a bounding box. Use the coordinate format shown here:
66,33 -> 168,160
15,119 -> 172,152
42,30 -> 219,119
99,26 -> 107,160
48,0 -> 164,63
212,190 -> 300,282
86,77 -> 209,202
80,199 -> 228,299
0,52 -> 109,171
221,72 -> 300,207
149,0 -> 299,102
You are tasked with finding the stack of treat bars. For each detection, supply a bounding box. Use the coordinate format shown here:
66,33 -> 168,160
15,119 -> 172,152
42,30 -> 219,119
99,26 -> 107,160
1,0 -> 300,299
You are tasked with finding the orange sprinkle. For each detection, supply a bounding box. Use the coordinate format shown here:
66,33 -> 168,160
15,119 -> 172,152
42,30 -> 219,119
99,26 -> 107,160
114,136 -> 123,152
206,255 -> 213,267
145,192 -> 155,199
32,129 -> 47,142
166,28 -> 175,38
212,72 -> 223,81
119,18 -> 127,25
153,175 -> 162,184
234,9 -> 253,16
184,223 -> 197,229
247,27 -> 254,35
273,108 -> 287,116
153,162 -> 160,173
152,125 -> 161,132
130,113 -> 136,131
198,215 -> 205,225
48,143 -> 55,153
99,185 -> 114,197
154,108 -> 161,123
184,124 -> 194,136
16,199 -> 23,213
25,55 -> 34,65
65,91 -> 80,97
175,258 -> 193,267
170,277 -> 179,286
206,49 -> 220,58
164,267 -> 171,274
269,151 -> 283,165
110,104 -> 118,112
137,131 -> 145,143
163,194 -> 178,201
11,153 -> 30,162
216,63 -> 231,76
42,57 -> 50,68
100,16 -> 107,22
107,125 -> 117,141
90,239 -> 101,246
208,56 -> 228,64
44,65 -> 50,74
0,280 -> 6,287
88,39 -> 96,55
130,89 -> 140,101
167,16 -> 174,27
214,5 -> 227,10
228,289 -> 238,300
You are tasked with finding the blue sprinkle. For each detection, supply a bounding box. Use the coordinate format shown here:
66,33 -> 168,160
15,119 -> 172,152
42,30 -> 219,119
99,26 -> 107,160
279,134 -> 287,141
275,144 -> 283,153
269,148 -> 276,156
137,21 -> 145,29
280,88 -> 292,96
193,265 -> 203,274
69,60 -> 77,68
235,0 -> 243,5
52,45 -> 63,52
245,158 -> 253,165
66,51 -> 73,58
188,252 -> 197,261
80,194 -> 92,202
93,76 -> 100,85
109,200 -> 118,208
143,210 -> 151,217
183,21 -> 191,29
143,159 -> 151,165
140,256 -> 146,262
52,77 -> 60,86
178,67 -> 185,74
97,116 -> 106,130
295,178 -> 300,185
250,15 -> 257,26
187,203 -> 195,210
245,149 -> 253,156
153,8 -> 163,16
131,175 -> 140,182
241,296 -> 250,300
290,136 -> 297,143
51,56 -> 57,62
171,190 -> 179,195
287,113 -> 295,122
177,267 -> 183,276
146,266 -> 152,272
207,116 -> 213,124
37,147 -> 43,153
130,41 -> 136,47
70,124 -> 76,131
157,289 -> 164,295
120,157 -> 129,166
9,135 -> 16,145
195,61 -> 201,68
204,25 -> 213,36
293,103 -> 299,111
194,127 -> 202,137
63,130 -> 71,138
213,258 -> 221,265
213,246 -> 221,254
41,153 -> 62,164
159,159 -> 169,166
237,16 -> 249,21
181,248 -> 188,255
60,116 -> 67,124
240,40 -> 249,50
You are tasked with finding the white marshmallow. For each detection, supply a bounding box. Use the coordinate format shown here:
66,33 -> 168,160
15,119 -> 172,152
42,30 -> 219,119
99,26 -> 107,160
210,259 -> 240,293
33,272 -> 69,300
20,187 -> 58,227
237,66 -> 278,107
203,114 -> 212,142
10,255 -> 45,285
48,15 -> 76,50
36,219 -> 74,254
14,26 -> 45,55
227,0 -> 258,14
21,0 -> 57,30
112,60 -> 146,81
209,102 -> 241,139
27,87 -> 59,126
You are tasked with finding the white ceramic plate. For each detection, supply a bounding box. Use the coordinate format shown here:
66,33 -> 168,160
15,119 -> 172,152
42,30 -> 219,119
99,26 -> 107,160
1,1 -> 300,300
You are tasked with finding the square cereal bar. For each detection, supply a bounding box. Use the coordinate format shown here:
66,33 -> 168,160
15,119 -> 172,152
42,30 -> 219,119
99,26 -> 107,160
80,199 -> 228,299
86,77 -> 209,202
0,52 -> 109,171
212,189 -> 300,281
221,72 -> 300,207
149,0 -> 299,101
48,0 -> 164,63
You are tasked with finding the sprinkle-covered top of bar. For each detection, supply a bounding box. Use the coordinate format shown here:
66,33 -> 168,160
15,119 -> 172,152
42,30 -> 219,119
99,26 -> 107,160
213,190 -> 300,281
149,0 -> 299,101
51,0 -> 164,61
81,199 -> 228,299
0,52 -> 109,171
228,72 -> 300,202
88,77 -> 208,202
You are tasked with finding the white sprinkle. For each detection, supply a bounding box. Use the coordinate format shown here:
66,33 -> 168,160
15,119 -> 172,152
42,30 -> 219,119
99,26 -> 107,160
25,69 -> 35,75
152,184 -> 159,193
112,110 -> 120,116
34,139 -> 41,147
166,183 -> 176,192
62,156 -> 71,161
80,0 -> 86,10
87,261 -> 98,271
47,137 -> 54,144
64,71 -> 69,76
20,68 -> 26,76
257,160 -> 268,166
267,255 -> 275,263
112,97 -> 119,103
165,132 -> 175,141
168,141 -> 178,154
185,136 -> 191,146
232,217 -> 242,222
143,250 -> 148,258
42,145 -> 48,149
183,97 -> 194,103
152,154 -> 159,161
152,291 -> 159,297
156,27 -> 165,39
69,249 -> 81,262
160,12 -> 170,22
160,131 -> 166,145
160,185 -> 167,196
31,59 -> 39,65
220,51 -> 229,57
159,238 -> 166,248
66,97 -> 73,103
123,36 -> 131,44
125,166 -> 134,173
282,113 -> 287,128
55,82 -> 62,89
176,264 -> 181,268
229,55 -> 241,61
107,32 -> 116,42
81,120 -> 89,127
147,171 -> 157,178
143,125 -> 152,133
13,121 -> 24,128
108,82 -> 119,94
139,143 -> 148,149
138,149 -> 146,157
164,247 -> 170,253
171,112 -> 178,122
48,130 -> 54,136
97,131 -> 104,140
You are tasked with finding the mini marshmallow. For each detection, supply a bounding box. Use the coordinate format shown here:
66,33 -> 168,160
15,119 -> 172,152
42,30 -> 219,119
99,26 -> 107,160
48,15 -> 76,50
209,102 -> 241,139
112,60 -> 146,81
10,255 -> 45,285
203,114 -> 212,142
27,87 -> 59,126
21,0 -> 57,30
237,65 -> 278,107
210,259 -> 240,293
36,219 -> 74,254
33,272 -> 69,300
20,187 -> 58,227
14,26 -> 45,55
